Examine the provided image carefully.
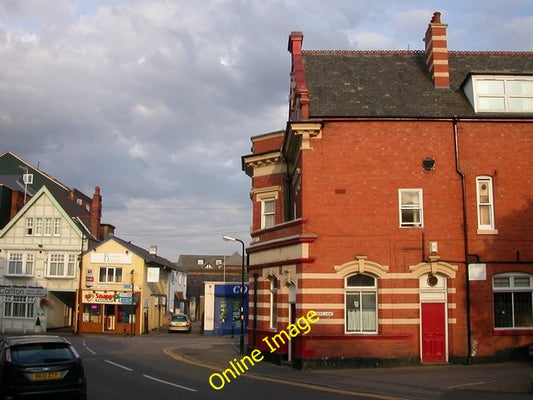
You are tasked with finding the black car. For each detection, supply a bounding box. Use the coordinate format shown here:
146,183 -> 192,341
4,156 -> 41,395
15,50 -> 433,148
0,335 -> 87,400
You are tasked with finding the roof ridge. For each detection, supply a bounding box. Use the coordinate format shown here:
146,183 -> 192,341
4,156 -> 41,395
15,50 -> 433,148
302,49 -> 424,55
302,49 -> 533,56
449,50 -> 533,56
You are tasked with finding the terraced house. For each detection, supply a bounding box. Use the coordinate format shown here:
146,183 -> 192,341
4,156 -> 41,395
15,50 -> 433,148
242,12 -> 533,367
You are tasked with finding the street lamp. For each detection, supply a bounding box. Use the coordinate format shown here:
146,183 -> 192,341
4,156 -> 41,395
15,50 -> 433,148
222,235 -> 246,355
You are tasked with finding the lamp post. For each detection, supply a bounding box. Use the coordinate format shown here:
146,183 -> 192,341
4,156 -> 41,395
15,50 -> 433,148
222,235 -> 246,355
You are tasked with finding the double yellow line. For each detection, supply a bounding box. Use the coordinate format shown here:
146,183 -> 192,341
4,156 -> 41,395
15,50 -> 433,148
164,347 -> 410,400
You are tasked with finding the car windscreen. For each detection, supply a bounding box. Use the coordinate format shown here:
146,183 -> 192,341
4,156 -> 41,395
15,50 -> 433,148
11,343 -> 75,364
172,315 -> 188,322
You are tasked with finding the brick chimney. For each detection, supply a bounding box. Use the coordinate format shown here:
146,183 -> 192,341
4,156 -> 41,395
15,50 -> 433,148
288,31 -> 310,120
90,186 -> 102,239
424,12 -> 450,88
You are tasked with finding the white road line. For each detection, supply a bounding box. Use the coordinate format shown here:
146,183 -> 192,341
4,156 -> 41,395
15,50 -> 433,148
82,341 -> 96,355
104,360 -> 133,371
143,374 -> 197,392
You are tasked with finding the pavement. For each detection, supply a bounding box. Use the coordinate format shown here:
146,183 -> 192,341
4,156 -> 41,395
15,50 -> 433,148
157,322 -> 533,400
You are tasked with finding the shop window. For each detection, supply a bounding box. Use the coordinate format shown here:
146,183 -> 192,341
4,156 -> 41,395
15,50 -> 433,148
3,296 -> 35,318
399,189 -> 423,227
82,304 -> 101,323
117,305 -> 133,323
493,273 -> 533,329
345,274 -> 377,333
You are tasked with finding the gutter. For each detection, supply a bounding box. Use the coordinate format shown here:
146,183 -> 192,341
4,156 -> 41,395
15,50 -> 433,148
454,116 -> 472,365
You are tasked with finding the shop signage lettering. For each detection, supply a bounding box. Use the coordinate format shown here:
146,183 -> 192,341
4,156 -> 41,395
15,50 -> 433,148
90,252 -> 132,264
86,268 -> 94,288
0,285 -> 46,297
208,310 -> 319,390
232,286 -> 248,294
83,290 -> 132,304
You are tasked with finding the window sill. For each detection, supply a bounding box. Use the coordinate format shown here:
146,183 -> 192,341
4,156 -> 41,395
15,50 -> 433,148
493,328 -> 533,335
477,229 -> 499,235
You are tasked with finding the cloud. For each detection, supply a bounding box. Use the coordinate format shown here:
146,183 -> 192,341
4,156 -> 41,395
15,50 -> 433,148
0,0 -> 531,259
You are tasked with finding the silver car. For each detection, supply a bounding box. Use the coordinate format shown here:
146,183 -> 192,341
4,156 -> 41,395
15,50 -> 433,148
168,314 -> 192,333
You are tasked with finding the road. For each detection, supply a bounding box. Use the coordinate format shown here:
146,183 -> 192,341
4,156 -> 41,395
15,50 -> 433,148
66,333 -> 533,400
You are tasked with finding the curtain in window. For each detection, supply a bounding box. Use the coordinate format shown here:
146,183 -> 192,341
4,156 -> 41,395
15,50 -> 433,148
346,292 -> 376,332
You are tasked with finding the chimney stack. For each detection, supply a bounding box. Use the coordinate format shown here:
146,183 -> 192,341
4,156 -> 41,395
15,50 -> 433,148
424,12 -> 450,88
288,31 -> 310,120
90,186 -> 102,239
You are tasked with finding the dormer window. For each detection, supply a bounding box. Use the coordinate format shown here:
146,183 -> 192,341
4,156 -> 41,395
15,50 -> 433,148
464,75 -> 533,113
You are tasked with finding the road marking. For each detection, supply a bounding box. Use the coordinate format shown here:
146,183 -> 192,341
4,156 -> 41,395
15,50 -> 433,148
82,341 -> 96,355
104,360 -> 133,371
164,347 -> 408,400
143,375 -> 197,392
447,380 -> 498,389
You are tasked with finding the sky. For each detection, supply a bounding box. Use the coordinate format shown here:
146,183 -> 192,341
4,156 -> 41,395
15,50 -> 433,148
1,0 -> 532,261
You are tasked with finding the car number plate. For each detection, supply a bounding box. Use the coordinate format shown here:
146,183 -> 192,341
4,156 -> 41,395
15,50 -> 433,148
30,371 -> 62,381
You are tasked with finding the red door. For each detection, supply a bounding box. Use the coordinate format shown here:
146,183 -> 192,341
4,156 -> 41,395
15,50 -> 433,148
421,303 -> 446,363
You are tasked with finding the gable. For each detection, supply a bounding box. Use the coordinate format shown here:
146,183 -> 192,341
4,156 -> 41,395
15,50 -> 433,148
0,186 -> 84,243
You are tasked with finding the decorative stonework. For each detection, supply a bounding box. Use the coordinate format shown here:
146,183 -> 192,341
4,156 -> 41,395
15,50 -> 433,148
290,122 -> 322,149
242,152 -> 282,177
334,255 -> 389,278
409,256 -> 458,278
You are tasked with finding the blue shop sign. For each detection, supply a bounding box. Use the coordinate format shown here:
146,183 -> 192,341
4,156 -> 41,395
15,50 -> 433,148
214,284 -> 249,296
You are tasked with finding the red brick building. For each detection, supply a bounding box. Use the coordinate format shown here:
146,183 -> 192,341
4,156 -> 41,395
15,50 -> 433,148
242,12 -> 533,368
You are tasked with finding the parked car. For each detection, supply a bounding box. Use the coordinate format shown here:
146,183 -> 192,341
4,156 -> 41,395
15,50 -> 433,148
0,335 -> 87,400
168,313 -> 192,333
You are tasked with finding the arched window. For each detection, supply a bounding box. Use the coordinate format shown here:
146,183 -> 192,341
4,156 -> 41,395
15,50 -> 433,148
345,274 -> 377,333
493,273 -> 533,329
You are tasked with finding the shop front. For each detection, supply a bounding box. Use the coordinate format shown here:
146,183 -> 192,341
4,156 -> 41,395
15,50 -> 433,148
0,285 -> 47,334
203,282 -> 248,335
79,289 -> 139,335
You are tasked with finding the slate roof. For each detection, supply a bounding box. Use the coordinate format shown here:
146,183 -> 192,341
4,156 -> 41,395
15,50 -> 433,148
301,50 -> 533,119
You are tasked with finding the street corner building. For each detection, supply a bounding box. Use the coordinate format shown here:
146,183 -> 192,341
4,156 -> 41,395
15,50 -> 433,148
0,150 -> 108,335
241,12 -> 533,368
79,236 -> 184,336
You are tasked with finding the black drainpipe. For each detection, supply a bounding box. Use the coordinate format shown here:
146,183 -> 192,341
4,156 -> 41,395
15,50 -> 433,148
454,117 -> 472,364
